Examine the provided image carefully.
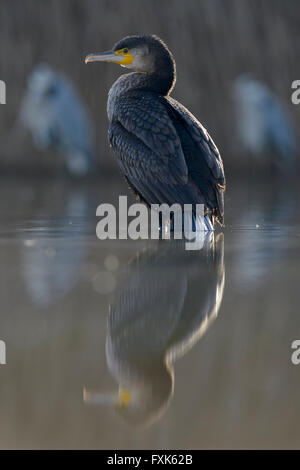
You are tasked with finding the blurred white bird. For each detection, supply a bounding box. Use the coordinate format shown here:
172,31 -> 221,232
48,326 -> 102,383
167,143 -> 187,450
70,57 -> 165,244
18,63 -> 97,176
233,74 -> 296,172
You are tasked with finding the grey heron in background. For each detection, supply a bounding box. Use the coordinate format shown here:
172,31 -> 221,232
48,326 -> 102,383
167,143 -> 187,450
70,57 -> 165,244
85,35 -> 225,230
84,234 -> 225,427
19,63 -> 97,177
233,74 -> 296,172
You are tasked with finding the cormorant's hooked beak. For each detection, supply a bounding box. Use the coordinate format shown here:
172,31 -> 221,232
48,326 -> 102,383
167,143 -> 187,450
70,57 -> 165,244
85,50 -> 124,65
83,387 -> 131,408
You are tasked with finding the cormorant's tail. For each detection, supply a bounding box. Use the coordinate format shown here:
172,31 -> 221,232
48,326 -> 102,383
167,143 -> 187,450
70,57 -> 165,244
182,212 -> 214,232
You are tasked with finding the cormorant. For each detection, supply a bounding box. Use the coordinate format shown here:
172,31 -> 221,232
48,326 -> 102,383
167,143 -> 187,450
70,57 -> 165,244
85,35 -> 225,228
19,63 -> 97,177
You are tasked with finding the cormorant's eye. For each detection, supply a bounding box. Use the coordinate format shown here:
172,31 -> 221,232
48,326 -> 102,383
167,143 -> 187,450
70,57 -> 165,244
123,48 -> 129,54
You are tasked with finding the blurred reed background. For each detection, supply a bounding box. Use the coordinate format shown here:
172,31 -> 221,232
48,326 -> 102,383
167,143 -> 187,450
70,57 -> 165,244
0,0 -> 299,176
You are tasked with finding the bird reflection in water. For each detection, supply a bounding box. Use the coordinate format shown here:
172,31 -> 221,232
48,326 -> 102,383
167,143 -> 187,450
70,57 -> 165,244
233,186 -> 296,290
84,233 -> 225,427
21,187 -> 92,307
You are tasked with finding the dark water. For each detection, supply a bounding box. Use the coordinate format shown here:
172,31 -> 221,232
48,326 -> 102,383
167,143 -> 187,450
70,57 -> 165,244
0,178 -> 300,449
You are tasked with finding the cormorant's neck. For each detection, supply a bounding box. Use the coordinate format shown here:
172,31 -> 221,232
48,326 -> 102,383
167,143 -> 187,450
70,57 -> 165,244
107,57 -> 176,121
141,70 -> 176,96
141,52 -> 176,96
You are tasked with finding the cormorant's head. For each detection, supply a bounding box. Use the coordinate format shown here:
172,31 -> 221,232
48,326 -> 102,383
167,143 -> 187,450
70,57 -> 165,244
83,362 -> 174,428
85,34 -> 176,77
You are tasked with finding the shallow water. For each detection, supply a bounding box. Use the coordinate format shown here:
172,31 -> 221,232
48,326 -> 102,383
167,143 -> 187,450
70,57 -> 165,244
0,177 -> 300,449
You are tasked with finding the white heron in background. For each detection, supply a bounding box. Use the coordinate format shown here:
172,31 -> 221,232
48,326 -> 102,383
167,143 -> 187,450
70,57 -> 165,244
19,63 -> 97,176
233,74 -> 296,172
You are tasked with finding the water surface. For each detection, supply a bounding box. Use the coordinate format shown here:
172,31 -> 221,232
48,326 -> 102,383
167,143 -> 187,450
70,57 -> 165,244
0,178 -> 299,449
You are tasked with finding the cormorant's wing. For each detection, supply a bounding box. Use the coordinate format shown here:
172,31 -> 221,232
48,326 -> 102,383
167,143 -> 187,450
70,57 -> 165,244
109,91 -> 225,222
164,96 -> 225,223
165,97 -> 225,184
109,91 -> 188,186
